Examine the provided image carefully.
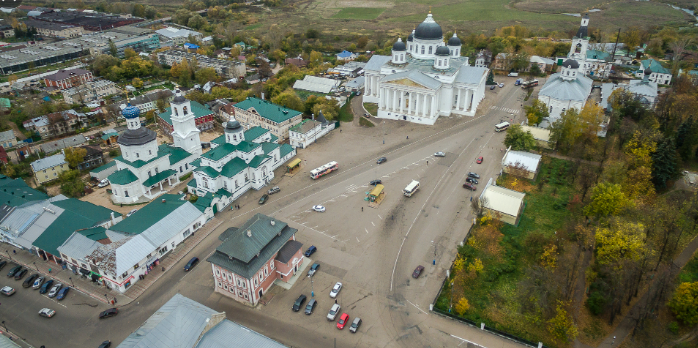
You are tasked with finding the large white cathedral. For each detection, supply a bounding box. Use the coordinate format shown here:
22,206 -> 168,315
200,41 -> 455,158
363,13 -> 489,125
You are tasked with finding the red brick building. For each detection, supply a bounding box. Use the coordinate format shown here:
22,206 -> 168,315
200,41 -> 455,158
43,68 -> 93,90
207,214 -> 304,306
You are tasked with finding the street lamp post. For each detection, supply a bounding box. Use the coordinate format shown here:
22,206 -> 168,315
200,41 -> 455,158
33,262 -> 39,272
310,277 -> 314,297
69,277 -> 74,288
449,281 -> 454,313
5,250 -> 10,261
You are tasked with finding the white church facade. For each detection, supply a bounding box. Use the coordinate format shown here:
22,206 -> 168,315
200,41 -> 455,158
363,13 -> 488,125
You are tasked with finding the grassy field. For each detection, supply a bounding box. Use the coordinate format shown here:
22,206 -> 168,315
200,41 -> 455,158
332,8 -> 385,20
363,102 -> 378,115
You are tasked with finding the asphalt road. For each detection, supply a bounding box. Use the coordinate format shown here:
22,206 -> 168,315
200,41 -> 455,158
0,78 -> 534,348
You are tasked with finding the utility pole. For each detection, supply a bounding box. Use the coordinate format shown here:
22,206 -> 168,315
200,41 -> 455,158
610,28 -> 621,64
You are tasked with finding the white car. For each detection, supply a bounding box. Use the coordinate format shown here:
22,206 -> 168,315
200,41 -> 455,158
127,209 -> 138,217
0,286 -> 15,296
312,205 -> 326,213
434,152 -> 445,157
498,83 -> 505,88
327,303 -> 341,321
48,283 -> 62,298
39,308 -> 55,318
330,282 -> 342,298
97,179 -> 110,188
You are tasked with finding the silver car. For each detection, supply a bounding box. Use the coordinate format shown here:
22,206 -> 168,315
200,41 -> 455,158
327,303 -> 341,321
48,283 -> 63,298
330,282 -> 342,298
32,276 -> 45,290
434,152 -> 445,157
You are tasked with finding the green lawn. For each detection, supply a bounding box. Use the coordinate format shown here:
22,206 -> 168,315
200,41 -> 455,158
337,95 -> 354,122
332,8 -> 385,20
296,89 -> 327,101
679,252 -> 698,283
363,102 -> 378,116
245,23 -> 263,30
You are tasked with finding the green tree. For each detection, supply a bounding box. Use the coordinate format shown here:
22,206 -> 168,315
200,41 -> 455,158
676,117 -> 696,161
156,99 -> 166,113
91,54 -> 120,76
549,108 -> 585,153
486,70 -> 495,85
131,77 -> 143,89
584,183 -> 631,218
651,137 -> 680,189
187,14 -> 207,30
547,302 -> 579,343
59,170 -> 85,198
195,67 -> 218,84
271,89 -> 304,112
504,124 -> 536,151
63,147 -> 87,169
108,39 -> 117,57
124,48 -> 137,59
668,282 -> 698,325
524,99 -> 548,125
529,63 -> 541,78
271,49 -> 286,63
309,51 -> 323,68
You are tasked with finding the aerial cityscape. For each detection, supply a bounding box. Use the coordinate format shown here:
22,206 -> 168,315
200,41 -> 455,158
0,0 -> 697,347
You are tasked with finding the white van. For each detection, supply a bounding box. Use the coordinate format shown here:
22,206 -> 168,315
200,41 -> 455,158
508,72 -> 518,77
404,180 -> 420,197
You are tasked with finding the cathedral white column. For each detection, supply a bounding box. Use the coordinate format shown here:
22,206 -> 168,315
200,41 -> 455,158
378,88 -> 383,109
392,89 -> 398,112
430,95 -> 436,118
422,94 -> 428,117
464,89 -> 471,111
415,93 -> 420,117
457,88 -> 463,111
399,91 -> 405,114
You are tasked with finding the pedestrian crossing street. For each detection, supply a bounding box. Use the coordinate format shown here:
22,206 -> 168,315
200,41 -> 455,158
489,106 -> 521,114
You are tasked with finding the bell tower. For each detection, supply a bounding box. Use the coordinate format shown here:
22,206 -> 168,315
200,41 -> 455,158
170,90 -> 202,156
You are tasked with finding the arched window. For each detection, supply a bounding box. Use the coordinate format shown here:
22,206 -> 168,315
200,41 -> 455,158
428,46 -> 432,54
421,46 -> 425,54
174,108 -> 178,116
183,106 -> 188,114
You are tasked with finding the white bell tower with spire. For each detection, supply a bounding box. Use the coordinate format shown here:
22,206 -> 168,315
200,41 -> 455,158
170,90 -> 202,156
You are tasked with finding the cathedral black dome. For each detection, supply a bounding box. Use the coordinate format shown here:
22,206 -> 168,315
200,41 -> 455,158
435,46 -> 450,56
562,59 -> 580,69
393,39 -> 406,51
447,34 -> 461,46
117,127 -> 157,146
414,14 -> 443,40
225,120 -> 242,131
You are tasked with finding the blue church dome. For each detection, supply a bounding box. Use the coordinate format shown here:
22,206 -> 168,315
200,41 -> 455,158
122,103 -> 140,119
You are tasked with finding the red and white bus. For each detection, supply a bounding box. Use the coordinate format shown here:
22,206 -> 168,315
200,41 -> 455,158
310,161 -> 339,179
521,79 -> 539,89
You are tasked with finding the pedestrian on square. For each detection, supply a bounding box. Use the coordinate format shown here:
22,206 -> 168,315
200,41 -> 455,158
162,266 -> 165,272
361,207 -> 363,212
12,250 -> 15,254
48,268 -> 52,273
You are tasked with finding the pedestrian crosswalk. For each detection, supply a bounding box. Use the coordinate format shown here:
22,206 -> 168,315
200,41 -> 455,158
490,106 -> 520,114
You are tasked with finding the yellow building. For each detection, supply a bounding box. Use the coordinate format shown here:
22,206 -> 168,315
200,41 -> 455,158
31,153 -> 69,185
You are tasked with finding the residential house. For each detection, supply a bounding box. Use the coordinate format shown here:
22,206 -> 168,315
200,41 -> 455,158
0,147 -> 8,164
119,90 -> 174,115
293,75 -> 341,94
89,161 -> 117,181
157,50 -> 246,79
520,125 -> 551,149
43,68 -> 94,90
0,24 -> 14,38
528,56 -> 556,73
39,134 -> 87,154
245,74 -> 260,85
285,57 -> 308,68
478,179 -> 526,225
501,149 -> 542,180
231,97 -> 303,141
474,49 -> 492,68
492,53 -> 511,71
157,99 -> 215,133
638,59 -> 672,85
207,214 -> 304,306
23,19 -> 84,38
62,80 -> 119,104
336,50 -> 357,61
77,145 -> 104,171
0,129 -> 16,149
30,153 -> 69,184
22,116 -> 50,138
289,112 -> 335,149
101,129 -> 119,145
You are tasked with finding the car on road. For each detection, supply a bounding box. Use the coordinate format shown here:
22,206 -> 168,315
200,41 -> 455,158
349,317 -> 362,333
337,313 -> 350,329
376,157 -> 387,164
307,263 -> 320,277
56,286 -> 70,300
327,303 -> 341,321
38,308 -> 56,318
48,283 -> 63,298
6,265 -> 21,278
330,282 -> 342,298
0,260 -> 7,270
98,341 -> 112,348
126,209 -> 138,217
292,294 -> 307,312
258,194 -> 269,204
463,182 -> 477,191
476,156 -> 483,164
98,179 -> 110,188
184,257 -> 199,271
39,280 -> 54,294
99,308 -> 118,319
370,179 -> 382,186
23,273 -> 39,288
498,83 -> 505,88
466,177 -> 478,185
312,205 -> 325,212
468,172 -> 480,179
489,85 -> 496,90
0,286 -> 15,296
304,298 -> 317,315
434,152 -> 445,157
33,276 -> 45,289
304,246 -> 317,257
412,265 -> 425,278
267,186 -> 280,195
14,268 -> 27,280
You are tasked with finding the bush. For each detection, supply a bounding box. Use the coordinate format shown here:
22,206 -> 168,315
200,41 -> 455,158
189,195 -> 198,203
586,291 -> 607,315
668,321 -> 679,334
109,149 -> 121,157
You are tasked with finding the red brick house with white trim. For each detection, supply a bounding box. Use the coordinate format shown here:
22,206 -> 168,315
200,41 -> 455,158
207,214 -> 303,306
44,68 -> 93,90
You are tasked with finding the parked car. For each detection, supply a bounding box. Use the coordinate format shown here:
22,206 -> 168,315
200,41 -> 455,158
126,209 -> 138,217
498,83 -> 505,88
468,172 -> 480,179
370,179 -> 382,186
330,282 -> 342,298
39,280 -> 54,294
307,263 -> 320,277
304,299 -> 317,315
38,308 -> 55,318
434,152 -> 445,157
376,157 -> 387,164
466,177 -> 478,185
98,179 -> 110,188
327,303 -> 341,321
99,308 -> 118,319
463,183 -> 477,191
14,268 -> 27,280
312,205 -> 326,212
489,85 -> 496,90
258,194 -> 269,204
6,265 -> 21,278
337,313 -> 350,329
476,156 -> 483,164
508,72 -> 519,77
56,286 -> 70,300
304,246 -> 317,257
0,260 -> 7,270
48,283 -> 63,298
267,186 -> 280,195
349,317 -> 362,333
292,294 -> 307,312
32,276 -> 45,289
412,265 -> 425,279
23,273 -> 39,288
98,341 -> 112,348
0,286 -> 15,296
184,257 -> 199,271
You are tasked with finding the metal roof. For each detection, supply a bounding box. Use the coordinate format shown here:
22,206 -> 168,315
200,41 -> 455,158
234,97 -> 303,124
382,70 -> 442,90
110,194 -> 199,236
40,134 -> 88,153
108,168 -> 139,185
195,319 -> 287,348
57,231 -> 102,261
538,72 -> 593,102
480,182 -> 525,217
364,55 -> 392,72
455,66 -> 488,85
501,150 -> 541,172
641,59 -> 670,75
275,239 -> 302,264
0,334 -> 21,348
30,153 -> 67,173
0,177 -> 49,207
628,80 -> 658,98
0,130 -> 14,143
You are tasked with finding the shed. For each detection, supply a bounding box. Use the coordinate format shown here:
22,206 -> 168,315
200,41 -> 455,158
479,179 -> 525,225
501,148 -> 542,180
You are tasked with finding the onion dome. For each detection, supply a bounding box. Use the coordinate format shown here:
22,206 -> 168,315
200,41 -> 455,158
225,120 -> 242,132
414,13 -> 443,40
435,46 -> 450,56
562,59 -> 580,69
447,33 -> 461,46
122,103 -> 140,119
171,89 -> 187,104
643,66 -> 652,76
407,30 -> 414,42
393,38 -> 406,51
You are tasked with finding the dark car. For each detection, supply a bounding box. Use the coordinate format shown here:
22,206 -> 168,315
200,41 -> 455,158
98,341 -> 112,348
6,265 -> 21,278
0,260 -> 7,270
23,273 -> 39,288
476,156 -> 483,164
376,157 -> 387,164
412,265 -> 425,278
99,308 -> 118,319
466,177 -> 478,185
468,172 -> 480,179
304,298 -> 317,315
56,286 -> 70,300
39,279 -> 54,294
13,268 -> 27,280
258,194 -> 269,204
490,85 -> 496,90
184,257 -> 199,271
463,183 -> 477,191
292,294 -> 307,312
370,179 -> 382,186
304,246 -> 317,257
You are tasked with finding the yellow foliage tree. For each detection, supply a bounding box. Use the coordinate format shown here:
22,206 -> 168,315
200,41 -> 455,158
452,254 -> 466,273
547,301 -> 579,343
64,147 -> 87,169
467,258 -> 484,274
624,130 -> 657,169
540,244 -> 558,268
455,297 -> 470,315
595,221 -> 646,266
132,77 -> 144,89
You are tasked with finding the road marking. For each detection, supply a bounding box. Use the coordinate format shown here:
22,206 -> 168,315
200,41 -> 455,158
406,299 -> 429,315
371,221 -> 375,226
365,228 -> 369,234
449,334 -> 487,348
377,215 -> 382,219
356,237 -> 360,243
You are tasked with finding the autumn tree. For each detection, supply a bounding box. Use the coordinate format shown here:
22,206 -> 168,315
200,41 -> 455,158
308,51 -> 323,68
524,99 -> 548,126
668,282 -> 698,325
131,78 -> 144,89
504,124 -> 536,151
7,75 -> 18,86
455,297 -> 470,315
64,147 -> 87,169
595,221 -> 646,266
584,183 -> 631,218
271,89 -> 304,112
549,108 -> 585,154
547,301 -> 578,343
